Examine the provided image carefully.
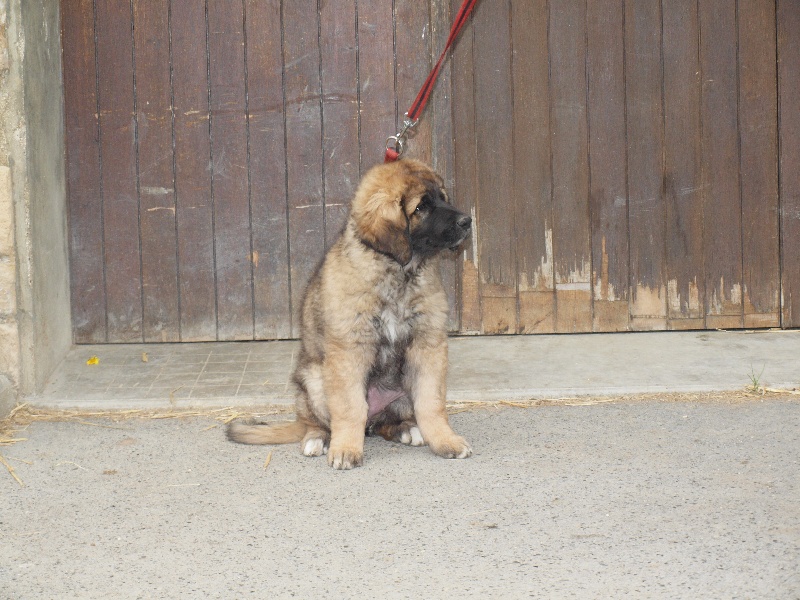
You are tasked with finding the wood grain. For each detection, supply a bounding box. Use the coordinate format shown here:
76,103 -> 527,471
451,0 -> 481,333
663,0 -> 705,329
133,0 -> 179,342
95,0 -> 143,341
738,0 -> 780,328
395,0 -> 433,164
626,0 -> 667,330
62,0 -> 794,340
247,0 -> 292,339
473,0 -> 516,334
319,0 -> 359,249
431,0 -> 459,331
550,0 -> 592,332
62,0 -> 106,342
171,0 -> 216,341
699,0 -> 743,329
283,0 -> 325,337
207,0 -> 253,340
778,0 -> 800,327
588,0 -> 629,331
512,0 -> 554,333
357,0 -> 396,171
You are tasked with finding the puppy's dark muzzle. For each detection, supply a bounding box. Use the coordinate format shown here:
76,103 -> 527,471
448,213 -> 472,249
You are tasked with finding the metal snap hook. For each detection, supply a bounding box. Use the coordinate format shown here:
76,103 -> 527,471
385,135 -> 406,158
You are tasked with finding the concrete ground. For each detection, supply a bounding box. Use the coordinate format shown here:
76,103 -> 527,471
28,330 -> 800,409
2,331 -> 799,598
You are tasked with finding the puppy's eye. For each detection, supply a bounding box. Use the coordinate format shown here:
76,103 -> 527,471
415,194 -> 431,214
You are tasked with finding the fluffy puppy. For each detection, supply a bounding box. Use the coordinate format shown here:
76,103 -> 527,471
227,159 -> 473,469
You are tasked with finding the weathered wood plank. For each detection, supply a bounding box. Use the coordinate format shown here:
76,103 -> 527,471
207,0 -> 253,340
473,0 -> 516,334
171,0 -> 216,341
738,0 -> 780,328
778,0 -> 800,327
663,0 -> 704,329
451,0 -> 480,334
699,0 -> 743,329
133,0 -> 179,342
319,0 -> 359,249
66,0 -> 795,341
247,0 -> 291,340
95,0 -> 143,341
512,0 -> 554,333
588,0 -> 629,331
395,0 -> 433,164
395,0 -> 459,329
626,0 -> 667,330
62,0 -> 106,343
431,0 -> 459,332
357,0 -> 395,170
550,0 -> 592,332
283,0 -> 325,337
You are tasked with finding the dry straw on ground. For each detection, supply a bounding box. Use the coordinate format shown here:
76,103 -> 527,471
0,403 -> 293,441
0,403 -> 292,451
447,388 -> 799,413
1,388 -> 797,484
3,388 -> 797,444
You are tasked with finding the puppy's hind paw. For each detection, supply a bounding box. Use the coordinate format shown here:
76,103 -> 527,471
400,424 -> 425,447
375,421 -> 427,447
302,437 -> 328,457
301,430 -> 330,457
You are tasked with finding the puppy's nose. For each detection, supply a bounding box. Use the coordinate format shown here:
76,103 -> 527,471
457,215 -> 472,229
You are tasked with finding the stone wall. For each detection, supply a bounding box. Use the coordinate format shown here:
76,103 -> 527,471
0,0 -> 71,417
18,0 -> 71,398
0,0 -> 22,415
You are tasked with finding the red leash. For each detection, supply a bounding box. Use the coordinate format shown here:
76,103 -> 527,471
385,0 -> 480,162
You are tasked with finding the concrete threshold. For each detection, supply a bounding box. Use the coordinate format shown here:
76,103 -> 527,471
27,330 -> 800,411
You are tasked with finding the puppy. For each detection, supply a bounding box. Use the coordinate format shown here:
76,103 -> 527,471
227,159 -> 473,469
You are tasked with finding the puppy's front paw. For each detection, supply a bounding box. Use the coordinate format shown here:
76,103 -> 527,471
327,446 -> 364,470
430,435 -> 473,459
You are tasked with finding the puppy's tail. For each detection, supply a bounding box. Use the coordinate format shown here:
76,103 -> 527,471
226,419 -> 308,445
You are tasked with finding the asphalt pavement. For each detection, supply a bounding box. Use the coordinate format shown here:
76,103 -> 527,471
2,396 -> 799,599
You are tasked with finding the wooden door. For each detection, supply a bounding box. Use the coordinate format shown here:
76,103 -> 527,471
452,0 -> 798,333
62,0 -> 800,342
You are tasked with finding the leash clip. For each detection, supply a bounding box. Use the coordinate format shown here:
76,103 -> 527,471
385,113 -> 419,159
398,113 -> 419,139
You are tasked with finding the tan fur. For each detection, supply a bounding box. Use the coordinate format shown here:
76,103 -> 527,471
227,159 -> 472,469
227,420 -> 308,445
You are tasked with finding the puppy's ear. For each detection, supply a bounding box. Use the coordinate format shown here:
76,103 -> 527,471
353,192 -> 412,266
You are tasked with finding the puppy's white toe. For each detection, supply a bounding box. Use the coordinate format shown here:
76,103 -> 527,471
409,426 -> 424,446
302,438 -> 326,457
456,444 -> 473,459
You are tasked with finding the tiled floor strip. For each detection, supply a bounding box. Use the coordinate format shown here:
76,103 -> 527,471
35,342 -> 298,409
